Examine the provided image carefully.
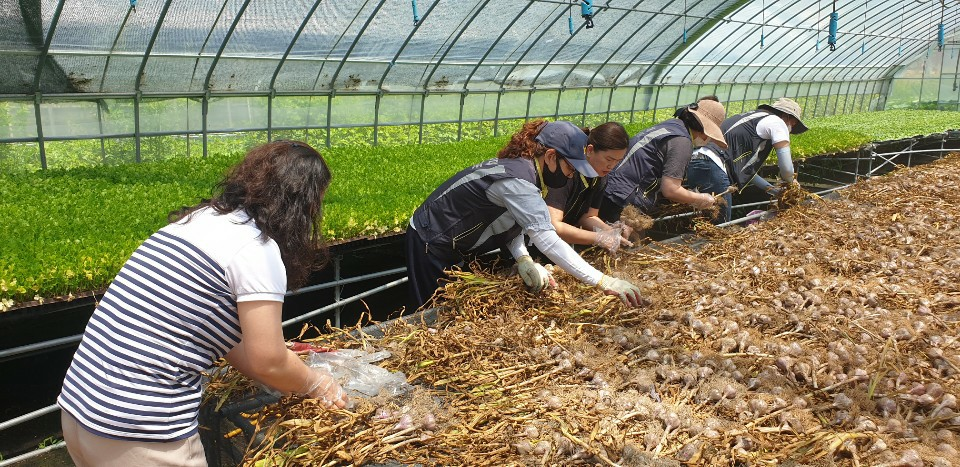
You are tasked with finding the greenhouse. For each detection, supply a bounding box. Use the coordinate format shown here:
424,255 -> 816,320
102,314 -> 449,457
2,0 -> 960,465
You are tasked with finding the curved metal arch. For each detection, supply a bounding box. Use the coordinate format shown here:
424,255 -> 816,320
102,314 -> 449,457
32,0 -> 66,92
462,1 -> 537,89
789,0 -> 928,83
607,12 -> 690,86
529,6 -> 614,87
202,0 -> 252,91
496,4 -> 573,92
269,1 -> 325,90
422,0 -> 494,89
674,2 -> 766,87
828,6 -> 960,84
620,0 -> 748,90
98,5 -> 137,93
135,0 -> 174,91
779,1 -> 935,87
667,0 -> 763,86
188,1 -> 230,92
375,0 -> 441,89
564,0 -> 643,86
787,0 -> 935,84
588,0 -> 713,88
311,0 -> 372,91
728,0 -> 827,85
327,0 -> 388,90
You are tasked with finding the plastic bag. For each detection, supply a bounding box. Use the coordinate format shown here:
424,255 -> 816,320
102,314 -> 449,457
305,348 -> 413,397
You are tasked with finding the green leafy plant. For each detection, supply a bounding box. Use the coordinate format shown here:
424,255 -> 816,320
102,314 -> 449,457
1,110 -> 959,308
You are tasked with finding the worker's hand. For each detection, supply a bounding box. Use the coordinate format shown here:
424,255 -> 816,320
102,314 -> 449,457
690,192 -> 716,210
303,367 -> 349,409
594,224 -> 632,253
597,275 -> 644,307
516,255 -> 554,293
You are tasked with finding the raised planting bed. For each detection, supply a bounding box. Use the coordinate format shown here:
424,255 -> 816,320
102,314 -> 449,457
203,153 -> 960,466
2,110 -> 959,311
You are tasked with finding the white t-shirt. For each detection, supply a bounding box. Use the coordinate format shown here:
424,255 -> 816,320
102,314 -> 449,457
756,114 -> 791,146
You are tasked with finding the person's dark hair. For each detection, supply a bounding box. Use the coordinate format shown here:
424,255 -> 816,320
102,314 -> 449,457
498,119 -> 550,160
586,121 -> 628,151
169,140 -> 332,289
673,104 -> 705,133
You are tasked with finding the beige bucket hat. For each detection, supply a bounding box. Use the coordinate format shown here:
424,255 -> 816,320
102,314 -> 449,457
689,99 -> 728,149
758,97 -> 809,134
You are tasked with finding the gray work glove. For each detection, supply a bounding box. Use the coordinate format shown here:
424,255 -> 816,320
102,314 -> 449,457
516,255 -> 554,293
597,274 -> 644,307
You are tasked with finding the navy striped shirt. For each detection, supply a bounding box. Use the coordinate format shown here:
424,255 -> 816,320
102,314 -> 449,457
58,208 -> 286,441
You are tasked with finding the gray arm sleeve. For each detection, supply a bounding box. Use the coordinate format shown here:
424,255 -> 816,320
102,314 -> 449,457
529,229 -> 603,285
751,174 -> 773,192
775,146 -> 795,182
506,234 -> 528,259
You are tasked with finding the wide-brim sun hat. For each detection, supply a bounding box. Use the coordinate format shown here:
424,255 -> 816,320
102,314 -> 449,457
758,97 -> 809,134
535,121 -> 598,178
689,99 -> 728,149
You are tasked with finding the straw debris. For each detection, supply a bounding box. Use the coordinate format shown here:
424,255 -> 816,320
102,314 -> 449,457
206,153 -> 960,466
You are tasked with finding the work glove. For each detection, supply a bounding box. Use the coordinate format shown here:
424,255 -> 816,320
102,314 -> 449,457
593,223 -> 633,253
690,192 -> 716,210
302,367 -> 349,409
765,185 -> 784,198
516,255 -> 554,293
597,274 -> 644,307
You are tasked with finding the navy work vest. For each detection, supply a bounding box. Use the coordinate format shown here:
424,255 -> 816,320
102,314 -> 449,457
604,118 -> 688,213
411,158 -> 538,256
711,110 -> 774,187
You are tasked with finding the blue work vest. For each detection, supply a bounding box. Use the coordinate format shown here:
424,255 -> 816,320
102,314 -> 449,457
604,118 -> 689,213
411,158 -> 538,256
712,110 -> 774,187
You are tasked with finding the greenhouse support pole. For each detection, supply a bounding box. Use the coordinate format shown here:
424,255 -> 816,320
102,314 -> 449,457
96,100 -> 106,163
457,91 -> 466,142
554,89 -> 562,120
652,85 -> 662,121
267,89 -> 274,142
831,82 -> 842,116
334,255 -> 342,328
373,90 -> 382,146
34,93 -> 46,170
580,88 -> 591,126
134,91 -> 142,163
326,91 -> 333,147
202,91 -> 209,158
493,89 -> 503,137
524,89 -> 534,122
417,91 -> 426,144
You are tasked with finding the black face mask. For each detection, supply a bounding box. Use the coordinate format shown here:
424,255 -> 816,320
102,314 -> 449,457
542,158 -> 570,189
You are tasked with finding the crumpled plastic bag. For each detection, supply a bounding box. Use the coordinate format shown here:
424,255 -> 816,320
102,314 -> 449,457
305,348 -> 413,397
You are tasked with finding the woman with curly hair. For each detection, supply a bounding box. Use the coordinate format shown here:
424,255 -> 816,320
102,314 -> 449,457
406,120 -> 643,311
58,141 -> 347,466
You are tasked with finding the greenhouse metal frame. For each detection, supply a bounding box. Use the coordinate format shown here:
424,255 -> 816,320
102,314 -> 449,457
0,0 -> 958,168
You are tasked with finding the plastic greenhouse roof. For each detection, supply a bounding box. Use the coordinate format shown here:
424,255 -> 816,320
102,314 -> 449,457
1,0 -> 957,96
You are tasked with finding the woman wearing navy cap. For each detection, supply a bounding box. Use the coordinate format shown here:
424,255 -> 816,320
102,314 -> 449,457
406,120 -> 643,310
542,121 -> 633,253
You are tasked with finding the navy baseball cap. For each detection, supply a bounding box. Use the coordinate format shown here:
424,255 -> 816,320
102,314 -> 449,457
535,121 -> 598,178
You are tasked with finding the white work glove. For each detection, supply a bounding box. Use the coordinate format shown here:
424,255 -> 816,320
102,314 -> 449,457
690,192 -> 715,210
597,274 -> 644,307
516,255 -> 554,293
301,367 -> 349,409
593,223 -> 633,253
